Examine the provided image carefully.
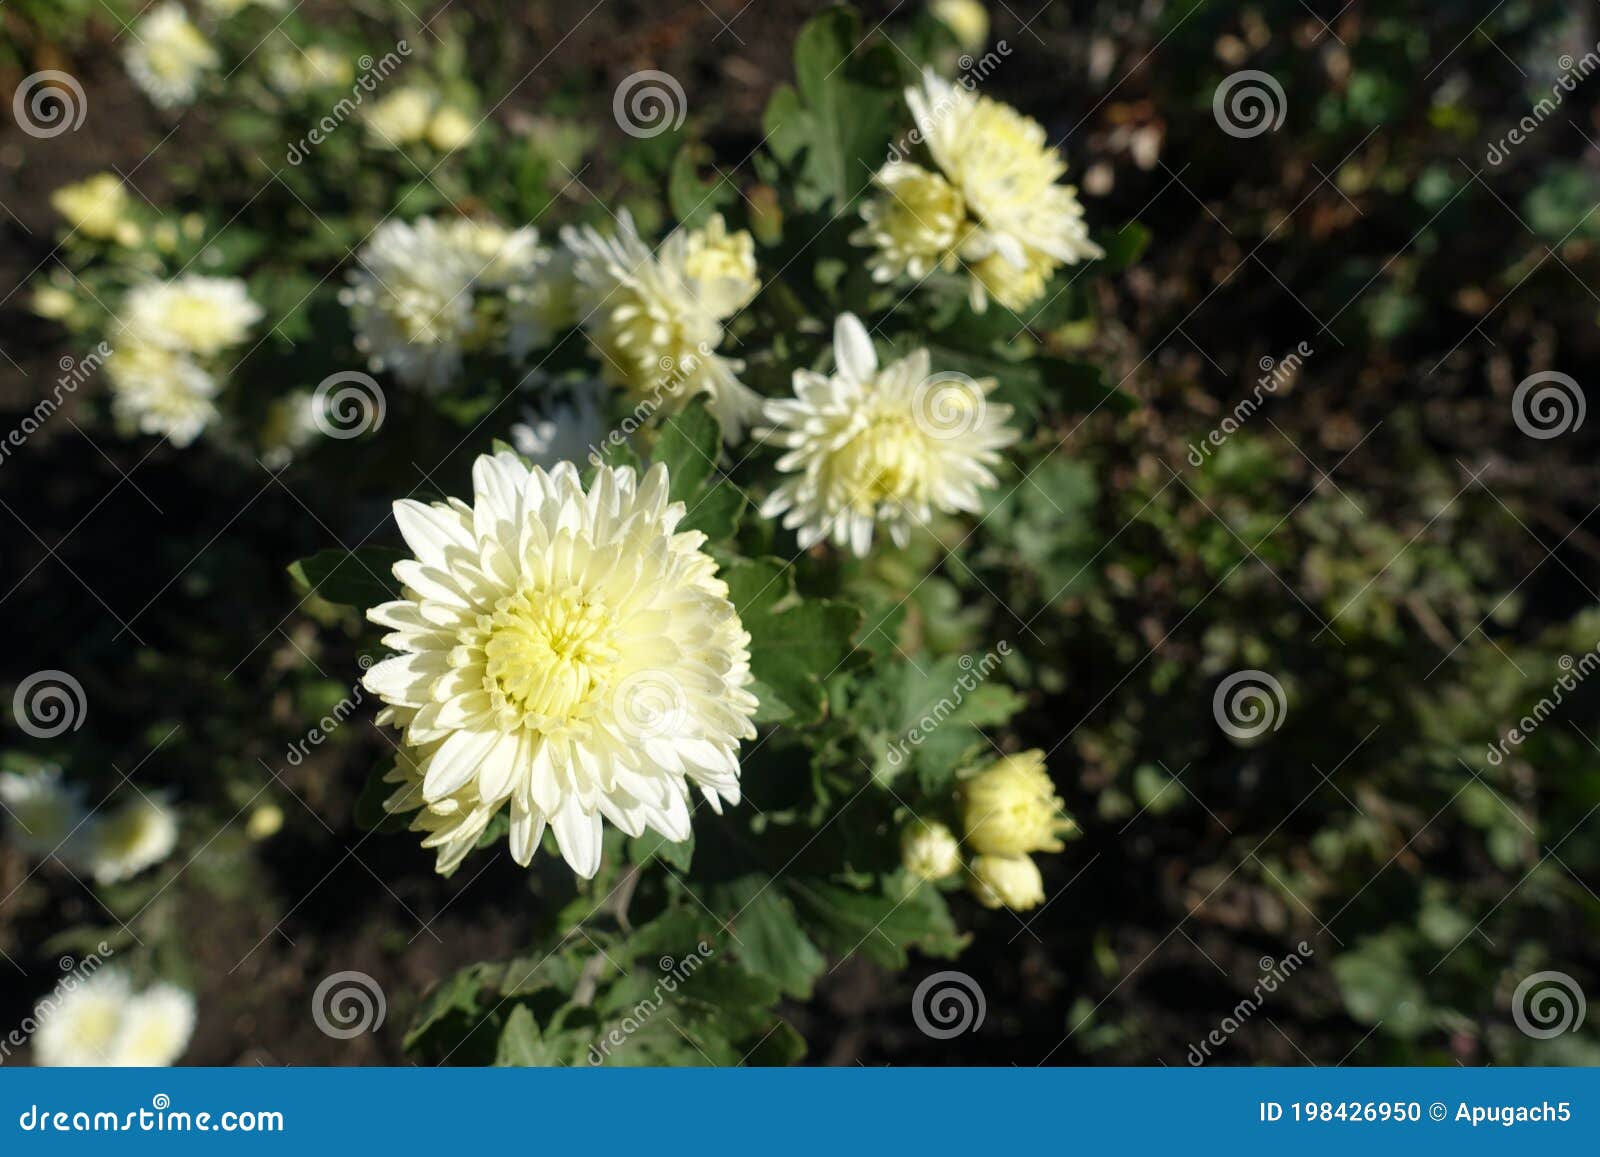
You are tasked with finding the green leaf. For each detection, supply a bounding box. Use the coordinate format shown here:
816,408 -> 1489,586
629,827 -> 694,873
718,875 -> 827,998
786,7 -> 900,208
654,400 -> 720,501
791,879 -> 968,969
681,479 -> 746,540
722,557 -> 862,724
405,964 -> 496,1057
495,1005 -> 553,1066
668,144 -> 737,229
288,548 -> 406,608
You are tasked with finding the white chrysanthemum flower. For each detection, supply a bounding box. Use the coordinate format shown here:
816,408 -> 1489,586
0,766 -> 86,858
32,970 -> 195,1067
111,982 -> 196,1066
107,342 -> 219,447
563,211 -> 764,441
364,86 -> 436,146
849,162 -> 966,284
86,795 -> 179,884
125,3 -> 220,109
33,969 -> 132,1066
509,384 -> 606,470
363,453 -> 759,878
857,70 -> 1101,312
341,216 -> 543,392
757,313 -> 1019,555
122,275 -> 262,356
264,44 -> 352,94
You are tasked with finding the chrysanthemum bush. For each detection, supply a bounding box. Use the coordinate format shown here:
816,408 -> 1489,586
27,2 -> 1139,1065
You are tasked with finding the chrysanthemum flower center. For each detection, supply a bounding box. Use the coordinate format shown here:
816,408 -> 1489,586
482,587 -> 618,724
835,410 -> 929,509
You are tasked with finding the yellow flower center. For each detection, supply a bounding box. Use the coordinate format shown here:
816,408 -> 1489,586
834,410 -> 929,510
483,587 -> 618,725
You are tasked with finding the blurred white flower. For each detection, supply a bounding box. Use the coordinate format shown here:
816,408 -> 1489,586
86,795 -> 179,884
509,384 -> 606,470
426,106 -> 477,151
50,173 -> 138,244
758,313 -> 1018,555
107,342 -> 219,447
33,969 -> 131,1066
202,0 -> 288,15
33,969 -> 195,1067
364,86 -> 437,146
0,766 -> 86,858
363,453 -> 759,878
258,391 -> 324,469
341,216 -> 543,392
125,3 -> 220,109
930,0 -> 990,53
562,211 -> 763,440
265,44 -> 352,95
111,982 -> 197,1066
123,275 -> 262,356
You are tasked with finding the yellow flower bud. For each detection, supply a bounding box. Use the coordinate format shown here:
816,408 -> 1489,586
246,803 -> 284,841
50,173 -> 133,241
931,0 -> 989,53
969,853 -> 1043,910
32,286 -> 76,320
960,749 -> 1075,856
426,106 -> 476,152
901,820 -> 961,881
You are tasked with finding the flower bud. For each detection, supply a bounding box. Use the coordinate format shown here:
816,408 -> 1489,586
900,819 -> 961,881
969,853 -> 1044,910
960,749 -> 1075,856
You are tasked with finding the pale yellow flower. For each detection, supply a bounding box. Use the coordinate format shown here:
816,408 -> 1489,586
969,853 -> 1044,910
364,454 -> 759,878
426,106 -> 476,151
758,313 -> 1017,555
50,173 -> 135,242
931,0 -> 990,53
901,819 -> 962,881
365,87 -> 436,146
961,749 -> 1075,856
125,3 -> 220,109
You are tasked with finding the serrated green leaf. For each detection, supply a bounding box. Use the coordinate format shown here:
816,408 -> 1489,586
718,875 -> 827,998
